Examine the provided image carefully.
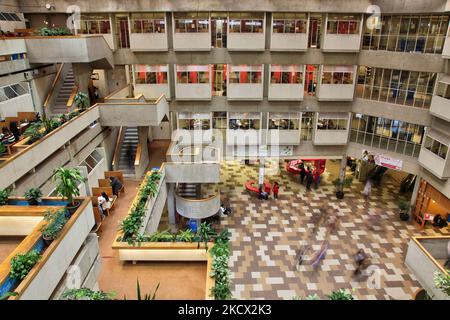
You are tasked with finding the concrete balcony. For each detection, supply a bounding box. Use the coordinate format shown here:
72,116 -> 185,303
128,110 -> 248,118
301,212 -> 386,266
24,35 -> 114,69
0,94 -> 34,118
418,147 -> 450,180
173,32 -> 210,51
227,33 -> 266,51
270,33 -> 308,51
99,94 -> 169,127
405,236 -> 450,300
317,83 -> 355,101
130,33 -> 168,51
443,36 -> 450,59
0,107 -> 101,190
430,95 -> 450,122
227,129 -> 261,146
322,33 -> 362,52
227,83 -> 264,100
134,83 -> 171,101
314,129 -> 350,146
175,83 -> 211,100
175,186 -> 220,220
0,59 -> 30,76
268,83 -> 304,101
266,129 -> 301,145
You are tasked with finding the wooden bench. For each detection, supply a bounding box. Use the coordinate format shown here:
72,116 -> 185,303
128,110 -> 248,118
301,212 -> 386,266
91,187 -> 117,216
91,206 -> 103,233
98,178 -> 110,188
104,171 -> 125,196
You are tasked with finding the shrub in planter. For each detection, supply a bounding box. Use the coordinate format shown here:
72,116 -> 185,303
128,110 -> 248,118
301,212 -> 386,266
63,288 -> 116,300
326,289 -> 355,300
38,27 -> 72,36
24,188 -> 43,206
0,188 -> 11,205
23,122 -> 44,144
434,270 -> 450,297
333,177 -> 354,200
0,292 -> 18,300
10,250 -> 41,280
53,167 -> 86,215
74,92 -> 89,111
40,209 -> 69,246
399,201 -> 411,221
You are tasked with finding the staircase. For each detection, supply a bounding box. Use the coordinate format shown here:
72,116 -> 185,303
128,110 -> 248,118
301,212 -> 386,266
176,183 -> 199,199
51,67 -> 75,116
117,126 -> 139,177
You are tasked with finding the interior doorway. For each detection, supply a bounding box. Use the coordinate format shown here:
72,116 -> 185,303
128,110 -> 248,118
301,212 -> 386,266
308,15 -> 322,48
116,15 -> 130,48
211,14 -> 227,48
305,65 -> 319,96
212,64 -> 227,96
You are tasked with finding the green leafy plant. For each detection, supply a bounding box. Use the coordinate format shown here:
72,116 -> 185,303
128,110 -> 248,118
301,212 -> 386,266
119,171 -> 161,243
23,122 -> 44,144
0,141 -> 6,155
42,116 -> 61,134
40,209 -> 69,241
398,200 -> 411,212
306,294 -> 320,300
326,289 -> 355,300
10,250 -> 41,280
24,187 -> 42,205
209,227 -> 232,300
148,229 -> 176,242
0,292 -> 18,300
74,92 -> 89,111
67,110 -> 80,120
434,270 -> 450,297
124,280 -> 160,300
0,188 -> 11,205
63,288 -> 116,300
38,26 -> 72,36
176,229 -> 195,242
53,167 -> 85,206
198,222 -> 216,251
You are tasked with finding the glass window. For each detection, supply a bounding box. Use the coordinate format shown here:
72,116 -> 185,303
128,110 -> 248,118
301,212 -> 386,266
176,65 -> 209,84
350,113 -> 425,158
134,65 -> 168,84
174,12 -> 209,33
363,14 -> 448,53
230,12 -> 264,33
327,14 -> 360,35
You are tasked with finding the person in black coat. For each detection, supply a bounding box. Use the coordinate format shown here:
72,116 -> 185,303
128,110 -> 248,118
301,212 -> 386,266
9,121 -> 20,142
299,162 -> 306,184
306,167 -> 314,191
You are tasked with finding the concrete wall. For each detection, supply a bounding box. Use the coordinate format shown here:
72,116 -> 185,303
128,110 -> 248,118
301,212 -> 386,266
19,202 -> 95,300
0,93 -> 34,118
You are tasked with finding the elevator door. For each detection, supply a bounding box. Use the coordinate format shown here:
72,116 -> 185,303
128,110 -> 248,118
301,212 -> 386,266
305,65 -> 319,96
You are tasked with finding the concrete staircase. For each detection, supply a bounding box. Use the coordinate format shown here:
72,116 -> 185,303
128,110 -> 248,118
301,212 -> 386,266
176,183 -> 199,199
117,126 -> 139,178
51,67 -> 75,116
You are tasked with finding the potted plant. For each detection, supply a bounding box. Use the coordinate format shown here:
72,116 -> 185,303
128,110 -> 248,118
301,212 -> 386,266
53,167 -> 86,215
23,122 -> 44,144
399,201 -> 410,221
333,177 -> 354,199
326,289 -> 355,300
9,250 -> 41,280
74,92 -> 89,111
0,188 -> 11,205
40,209 -> 69,246
24,188 -> 43,206
434,270 -> 450,297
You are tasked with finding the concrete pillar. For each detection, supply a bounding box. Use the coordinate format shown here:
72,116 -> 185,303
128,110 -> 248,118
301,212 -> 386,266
166,12 -> 174,50
410,172 -> 422,208
72,63 -> 93,104
339,155 -> 348,182
167,183 -> 176,225
258,158 -> 266,187
125,65 -> 134,98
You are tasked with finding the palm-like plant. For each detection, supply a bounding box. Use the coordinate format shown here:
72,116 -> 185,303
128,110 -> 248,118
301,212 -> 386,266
53,167 -> 85,212
74,92 -> 89,111
123,280 -> 160,300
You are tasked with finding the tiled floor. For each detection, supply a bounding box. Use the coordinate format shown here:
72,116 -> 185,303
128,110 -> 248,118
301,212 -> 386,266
217,160 -> 449,300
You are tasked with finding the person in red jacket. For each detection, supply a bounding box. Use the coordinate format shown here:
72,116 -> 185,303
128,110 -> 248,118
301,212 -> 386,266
273,182 -> 280,199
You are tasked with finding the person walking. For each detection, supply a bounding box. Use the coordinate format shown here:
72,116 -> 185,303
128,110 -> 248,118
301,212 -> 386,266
354,249 -> 367,275
306,168 -> 313,191
273,182 -> 279,200
299,162 -> 306,184
362,178 -> 373,201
